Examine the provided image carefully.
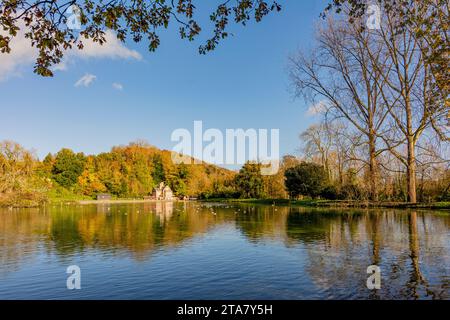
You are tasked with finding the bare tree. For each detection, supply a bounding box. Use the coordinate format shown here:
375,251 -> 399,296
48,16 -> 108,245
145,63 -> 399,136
366,9 -> 448,203
289,16 -> 390,200
323,0 -> 449,124
300,120 -> 356,189
300,123 -> 333,178
415,134 -> 450,201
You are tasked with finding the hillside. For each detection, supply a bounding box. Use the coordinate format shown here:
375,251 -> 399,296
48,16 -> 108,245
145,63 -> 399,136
0,141 -> 236,207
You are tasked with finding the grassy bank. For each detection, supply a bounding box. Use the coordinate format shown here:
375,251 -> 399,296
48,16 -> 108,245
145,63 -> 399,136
46,187 -> 92,205
3,193 -> 449,210
202,198 -> 450,210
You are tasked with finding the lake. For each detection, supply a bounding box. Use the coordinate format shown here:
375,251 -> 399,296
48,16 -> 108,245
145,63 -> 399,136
0,202 -> 449,300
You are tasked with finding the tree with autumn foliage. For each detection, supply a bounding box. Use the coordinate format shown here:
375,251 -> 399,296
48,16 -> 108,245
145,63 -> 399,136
234,162 -> 265,199
0,0 -> 281,76
0,141 -> 50,206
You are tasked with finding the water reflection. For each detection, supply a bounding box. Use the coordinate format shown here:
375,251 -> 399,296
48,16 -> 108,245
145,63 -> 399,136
0,203 -> 448,299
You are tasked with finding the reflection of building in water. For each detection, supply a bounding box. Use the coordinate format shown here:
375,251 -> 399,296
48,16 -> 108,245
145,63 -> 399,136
152,182 -> 174,200
155,201 -> 173,224
155,201 -> 162,214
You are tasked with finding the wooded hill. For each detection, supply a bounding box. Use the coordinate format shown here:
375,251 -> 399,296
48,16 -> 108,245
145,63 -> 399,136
0,140 -> 235,206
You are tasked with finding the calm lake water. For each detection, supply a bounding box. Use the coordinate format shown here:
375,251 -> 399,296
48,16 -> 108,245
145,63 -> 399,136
0,202 -> 449,300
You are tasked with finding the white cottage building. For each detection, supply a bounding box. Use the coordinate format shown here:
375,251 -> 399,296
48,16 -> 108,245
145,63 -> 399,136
152,182 -> 174,200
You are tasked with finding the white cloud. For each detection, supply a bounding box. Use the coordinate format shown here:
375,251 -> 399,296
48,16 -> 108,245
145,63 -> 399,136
56,30 -> 142,71
112,82 -> 123,90
0,27 -> 142,80
77,30 -> 142,60
0,26 -> 37,80
75,73 -> 96,87
307,100 -> 329,116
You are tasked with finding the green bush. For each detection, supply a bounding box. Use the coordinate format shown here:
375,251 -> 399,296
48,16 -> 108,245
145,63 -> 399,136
285,163 -> 327,198
321,185 -> 339,200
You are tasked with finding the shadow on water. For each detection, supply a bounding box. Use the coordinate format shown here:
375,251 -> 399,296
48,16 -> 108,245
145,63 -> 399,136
0,203 -> 448,299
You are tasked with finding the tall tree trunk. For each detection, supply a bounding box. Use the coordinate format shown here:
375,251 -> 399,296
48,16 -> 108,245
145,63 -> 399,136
407,137 -> 417,203
368,133 -> 378,201
338,161 -> 344,189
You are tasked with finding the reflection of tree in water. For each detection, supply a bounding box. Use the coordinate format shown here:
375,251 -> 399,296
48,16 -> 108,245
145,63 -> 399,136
288,210 -> 450,299
400,211 -> 449,300
285,209 -> 370,299
285,209 -> 365,245
224,206 -> 449,299
1,205 -> 449,298
48,209 -> 86,256
234,205 -> 288,242
404,211 -> 426,298
74,203 -> 221,261
0,208 -> 50,275
0,203 -> 223,266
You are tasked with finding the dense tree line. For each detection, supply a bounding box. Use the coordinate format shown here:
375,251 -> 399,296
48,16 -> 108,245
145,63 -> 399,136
0,138 -> 448,207
0,140 -> 235,206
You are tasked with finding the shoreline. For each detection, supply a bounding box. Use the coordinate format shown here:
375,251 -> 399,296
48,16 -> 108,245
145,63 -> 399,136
76,199 -> 184,205
1,198 -> 449,210
201,199 -> 450,210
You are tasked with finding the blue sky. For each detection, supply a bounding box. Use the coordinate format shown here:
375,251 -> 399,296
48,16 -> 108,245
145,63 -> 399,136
0,0 -> 327,160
